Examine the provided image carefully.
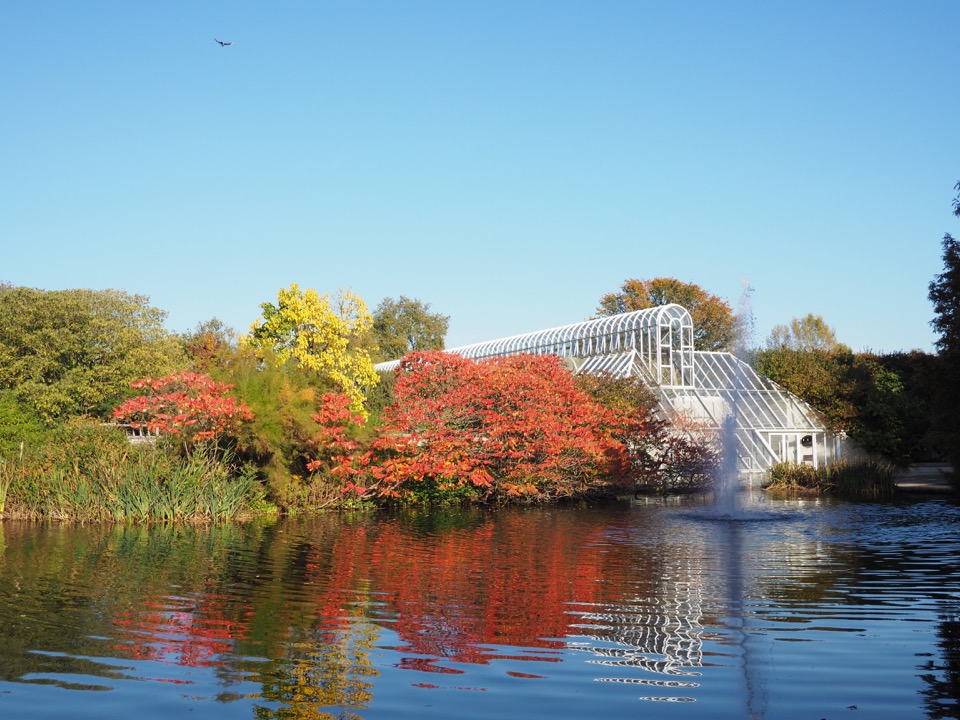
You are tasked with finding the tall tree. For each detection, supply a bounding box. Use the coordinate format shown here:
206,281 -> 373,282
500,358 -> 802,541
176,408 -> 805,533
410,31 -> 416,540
372,296 -> 449,361
0,287 -> 185,421
927,181 -> 960,467
766,313 -> 847,352
247,284 -> 378,415
929,182 -> 960,353
181,317 -> 238,372
596,277 -> 736,351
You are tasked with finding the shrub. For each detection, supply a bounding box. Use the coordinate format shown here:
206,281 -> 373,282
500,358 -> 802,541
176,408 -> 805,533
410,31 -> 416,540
0,391 -> 47,458
766,459 -> 896,499
112,371 -> 254,450
315,352 -> 647,505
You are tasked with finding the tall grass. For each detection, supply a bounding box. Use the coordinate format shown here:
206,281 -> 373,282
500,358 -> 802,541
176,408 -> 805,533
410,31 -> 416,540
2,441 -> 265,523
766,459 -> 896,500
0,458 -> 12,515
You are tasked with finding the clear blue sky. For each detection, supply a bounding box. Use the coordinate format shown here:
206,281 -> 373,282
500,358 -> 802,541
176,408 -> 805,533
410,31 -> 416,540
3,1 -> 957,353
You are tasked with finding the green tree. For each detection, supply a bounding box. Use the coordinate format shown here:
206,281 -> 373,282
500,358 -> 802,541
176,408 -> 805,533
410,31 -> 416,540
766,314 -> 847,352
0,287 -> 185,422
0,390 -> 46,457
929,181 -> 960,353
596,277 -> 736,351
247,284 -> 378,416
753,347 -> 855,434
372,296 -> 449,361
926,180 -> 960,467
755,345 -> 932,466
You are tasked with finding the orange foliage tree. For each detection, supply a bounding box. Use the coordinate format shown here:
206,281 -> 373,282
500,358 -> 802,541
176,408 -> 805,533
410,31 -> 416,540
313,352 -> 649,503
597,277 -> 736,351
113,371 -> 254,445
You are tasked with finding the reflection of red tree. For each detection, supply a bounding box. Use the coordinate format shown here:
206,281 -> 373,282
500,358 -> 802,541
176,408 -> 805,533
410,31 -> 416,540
294,512 -> 618,672
105,511 -> 660,680
111,593 -> 252,668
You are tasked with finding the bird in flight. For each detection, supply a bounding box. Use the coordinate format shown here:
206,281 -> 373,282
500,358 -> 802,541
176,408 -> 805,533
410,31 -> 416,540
215,38 -> 232,47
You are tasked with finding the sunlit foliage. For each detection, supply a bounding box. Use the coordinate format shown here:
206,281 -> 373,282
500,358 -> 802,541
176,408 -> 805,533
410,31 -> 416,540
311,352 -> 645,504
248,284 -> 378,416
112,371 -> 254,446
596,277 -> 736,351
766,313 -> 847,352
371,295 -> 449,361
0,286 -> 185,421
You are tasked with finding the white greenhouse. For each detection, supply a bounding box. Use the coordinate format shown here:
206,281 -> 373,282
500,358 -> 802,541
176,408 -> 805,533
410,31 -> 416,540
374,304 -> 839,478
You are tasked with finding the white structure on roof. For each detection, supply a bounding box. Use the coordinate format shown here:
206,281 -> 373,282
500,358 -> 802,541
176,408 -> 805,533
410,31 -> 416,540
374,304 -> 838,478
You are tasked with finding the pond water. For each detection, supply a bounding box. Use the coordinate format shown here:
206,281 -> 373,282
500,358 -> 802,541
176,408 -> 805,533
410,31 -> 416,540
0,494 -> 958,720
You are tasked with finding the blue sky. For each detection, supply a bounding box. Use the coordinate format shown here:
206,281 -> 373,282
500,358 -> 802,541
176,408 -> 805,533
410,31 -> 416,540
3,1 -> 958,353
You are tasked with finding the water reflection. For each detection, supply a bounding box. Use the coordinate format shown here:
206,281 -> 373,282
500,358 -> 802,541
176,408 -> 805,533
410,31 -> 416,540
0,499 -> 958,719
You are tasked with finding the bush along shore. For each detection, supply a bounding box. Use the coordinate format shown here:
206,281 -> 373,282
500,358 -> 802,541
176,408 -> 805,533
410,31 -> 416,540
0,355 -> 721,522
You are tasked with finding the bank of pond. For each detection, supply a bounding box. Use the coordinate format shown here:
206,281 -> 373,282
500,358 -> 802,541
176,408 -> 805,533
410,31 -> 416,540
0,423 -> 931,524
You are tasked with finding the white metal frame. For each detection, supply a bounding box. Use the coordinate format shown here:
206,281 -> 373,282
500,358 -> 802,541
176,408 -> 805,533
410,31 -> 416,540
377,304 -> 696,386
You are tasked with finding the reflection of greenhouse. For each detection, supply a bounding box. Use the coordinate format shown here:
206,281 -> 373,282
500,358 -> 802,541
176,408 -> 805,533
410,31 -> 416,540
375,304 -> 838,477
571,579 -> 706,680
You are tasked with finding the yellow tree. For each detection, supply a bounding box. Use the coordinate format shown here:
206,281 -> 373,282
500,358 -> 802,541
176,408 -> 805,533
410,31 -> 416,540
248,284 -> 378,416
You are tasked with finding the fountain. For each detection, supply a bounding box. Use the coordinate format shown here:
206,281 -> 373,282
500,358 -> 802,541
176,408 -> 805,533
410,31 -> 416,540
710,277 -> 754,519
714,411 -> 742,518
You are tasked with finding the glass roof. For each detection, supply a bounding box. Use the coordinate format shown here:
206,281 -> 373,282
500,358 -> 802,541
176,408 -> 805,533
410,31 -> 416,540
377,304 -> 695,386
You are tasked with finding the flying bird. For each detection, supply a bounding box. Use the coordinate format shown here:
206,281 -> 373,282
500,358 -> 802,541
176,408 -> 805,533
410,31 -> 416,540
215,38 -> 232,47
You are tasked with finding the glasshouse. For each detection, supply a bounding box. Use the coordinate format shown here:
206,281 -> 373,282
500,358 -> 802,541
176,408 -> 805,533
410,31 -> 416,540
375,304 -> 840,478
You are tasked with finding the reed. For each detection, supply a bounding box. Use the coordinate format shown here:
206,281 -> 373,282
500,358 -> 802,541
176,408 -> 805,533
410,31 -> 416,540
2,440 -> 264,522
766,459 -> 896,500
828,459 -> 897,500
0,458 -> 12,515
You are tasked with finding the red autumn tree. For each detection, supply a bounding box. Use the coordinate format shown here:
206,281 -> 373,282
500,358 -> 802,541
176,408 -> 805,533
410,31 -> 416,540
113,371 -> 253,444
338,352 -> 648,503
306,392 -> 374,496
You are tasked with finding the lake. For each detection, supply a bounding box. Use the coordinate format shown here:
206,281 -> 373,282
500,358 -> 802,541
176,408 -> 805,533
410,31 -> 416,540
0,493 -> 958,719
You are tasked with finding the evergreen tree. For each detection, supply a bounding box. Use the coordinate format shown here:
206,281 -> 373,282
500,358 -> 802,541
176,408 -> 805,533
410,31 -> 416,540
929,182 -> 960,352
926,181 -> 960,468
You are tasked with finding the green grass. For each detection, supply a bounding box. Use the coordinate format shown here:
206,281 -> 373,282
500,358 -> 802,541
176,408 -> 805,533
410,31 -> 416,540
2,442 -> 265,523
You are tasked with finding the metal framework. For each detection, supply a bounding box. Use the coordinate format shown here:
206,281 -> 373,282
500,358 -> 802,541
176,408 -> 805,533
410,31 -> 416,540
374,304 -> 836,477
